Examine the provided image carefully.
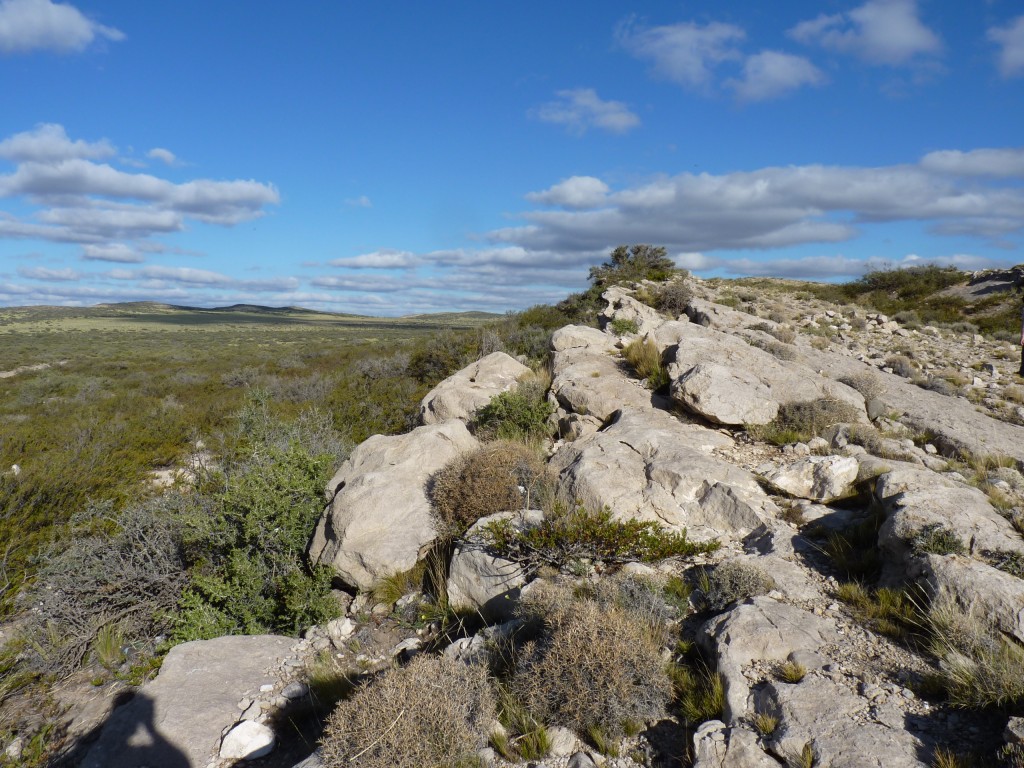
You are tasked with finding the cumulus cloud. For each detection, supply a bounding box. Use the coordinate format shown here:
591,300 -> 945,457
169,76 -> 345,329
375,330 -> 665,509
920,147 -> 1024,178
146,147 -> 178,166
0,124 -> 279,260
0,123 -> 114,163
728,51 -> 825,102
106,265 -> 298,292
328,249 -> 419,269
789,0 -> 941,66
81,242 -> 144,263
525,176 -> 610,209
0,0 -> 123,55
988,15 -> 1024,78
618,19 -> 745,89
530,88 -> 640,135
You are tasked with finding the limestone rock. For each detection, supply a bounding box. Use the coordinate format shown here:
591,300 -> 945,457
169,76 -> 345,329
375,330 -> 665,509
309,420 -> 478,590
672,363 -> 779,426
919,554 -> 1024,644
700,597 -> 840,722
762,455 -> 859,502
599,285 -> 666,336
220,720 -> 275,760
447,511 -> 542,619
82,635 -> 292,768
753,676 -> 927,767
419,352 -> 530,425
550,408 -> 775,541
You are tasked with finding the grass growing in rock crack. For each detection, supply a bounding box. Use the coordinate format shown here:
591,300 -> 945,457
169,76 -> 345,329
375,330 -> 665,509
911,524 -> 967,556
751,712 -> 779,736
671,660 -> 724,725
747,398 -> 865,445
622,337 -> 669,391
778,660 -> 807,683
835,582 -> 918,641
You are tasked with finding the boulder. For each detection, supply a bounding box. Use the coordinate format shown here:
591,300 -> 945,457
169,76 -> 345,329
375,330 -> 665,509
918,554 -> 1024,644
550,408 -> 776,541
82,635 -> 292,768
309,420 -> 478,590
599,285 -> 666,336
692,722 -> 778,768
655,321 -> 865,427
699,597 -> 840,722
753,676 -> 927,767
447,511 -> 543,619
419,352 -> 530,425
761,455 -> 860,502
875,467 -> 1024,582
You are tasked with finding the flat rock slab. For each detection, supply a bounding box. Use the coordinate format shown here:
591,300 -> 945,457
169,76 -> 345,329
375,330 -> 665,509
82,635 -> 293,768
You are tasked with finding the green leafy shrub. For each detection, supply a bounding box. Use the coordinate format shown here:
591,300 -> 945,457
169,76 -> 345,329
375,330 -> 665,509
319,655 -> 496,768
699,560 -> 775,612
473,373 -> 553,443
588,244 -> 677,288
483,504 -> 719,568
911,524 -> 967,556
609,317 -> 639,335
622,337 -> 669,390
511,581 -> 673,739
430,441 -> 553,536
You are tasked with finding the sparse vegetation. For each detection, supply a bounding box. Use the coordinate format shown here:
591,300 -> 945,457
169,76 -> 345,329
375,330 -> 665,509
473,372 -> 554,443
653,279 -> 693,318
698,560 -> 775,612
834,582 -> 918,640
622,336 -> 669,390
748,398 -> 865,445
778,660 -> 807,683
911,524 -> 967,557
609,317 -> 640,335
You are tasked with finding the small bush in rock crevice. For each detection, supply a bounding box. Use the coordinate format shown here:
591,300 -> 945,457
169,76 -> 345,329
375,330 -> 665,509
838,372 -> 885,402
473,373 -> 554,444
911,524 -> 967,557
510,581 -> 673,739
622,337 -> 669,391
697,560 -> 775,612
748,398 -> 864,445
319,655 -> 496,768
653,280 -> 694,318
430,441 -> 554,537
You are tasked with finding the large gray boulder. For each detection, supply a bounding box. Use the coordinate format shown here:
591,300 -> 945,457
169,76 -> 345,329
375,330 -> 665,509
447,510 -> 543,620
419,352 -> 531,425
549,325 -> 657,427
753,676 -> 927,767
655,321 -> 865,427
918,554 -> 1024,644
309,420 -> 478,590
762,455 -> 860,502
875,466 -> 1024,582
700,597 -> 840,722
550,408 -> 776,542
82,635 -> 293,768
598,285 -> 666,336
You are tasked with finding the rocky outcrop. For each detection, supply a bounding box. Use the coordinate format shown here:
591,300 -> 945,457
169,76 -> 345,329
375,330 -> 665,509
918,554 -> 1024,644
761,455 -> 860,502
308,420 -> 478,590
654,320 -> 866,426
550,408 -> 776,541
82,635 -> 293,768
418,351 -> 530,425
599,285 -> 666,336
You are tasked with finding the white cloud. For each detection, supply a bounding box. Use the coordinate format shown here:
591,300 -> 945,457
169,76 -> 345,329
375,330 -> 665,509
17,264 -> 79,281
728,51 -> 825,102
618,19 -> 745,89
344,195 -> 373,208
789,0 -> 941,66
328,249 -> 419,269
530,89 -> 640,135
0,123 -> 114,163
988,15 -> 1024,78
109,265 -> 298,292
81,242 -> 144,263
921,147 -> 1024,178
0,0 -> 123,55
147,147 -> 178,166
525,176 -> 610,209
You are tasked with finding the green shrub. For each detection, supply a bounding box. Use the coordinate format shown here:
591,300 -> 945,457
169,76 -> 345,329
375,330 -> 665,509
911,524 -> 967,556
512,582 -> 673,739
483,504 -> 719,568
748,398 -> 864,445
430,441 -> 553,536
671,660 -> 724,724
699,560 -> 775,612
834,582 -> 917,640
847,266 -> 964,301
622,337 -> 669,390
609,317 -> 639,335
588,244 -> 677,288
319,655 -> 496,768
473,373 -> 553,443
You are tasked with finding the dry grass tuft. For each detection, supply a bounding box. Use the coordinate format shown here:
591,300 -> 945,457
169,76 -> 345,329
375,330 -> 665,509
319,655 -> 495,768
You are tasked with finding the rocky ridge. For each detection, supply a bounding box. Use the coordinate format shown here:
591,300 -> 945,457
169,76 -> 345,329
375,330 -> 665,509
72,274 -> 1024,768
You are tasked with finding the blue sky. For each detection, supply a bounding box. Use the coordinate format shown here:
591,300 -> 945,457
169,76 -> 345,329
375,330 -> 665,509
0,0 -> 1022,315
